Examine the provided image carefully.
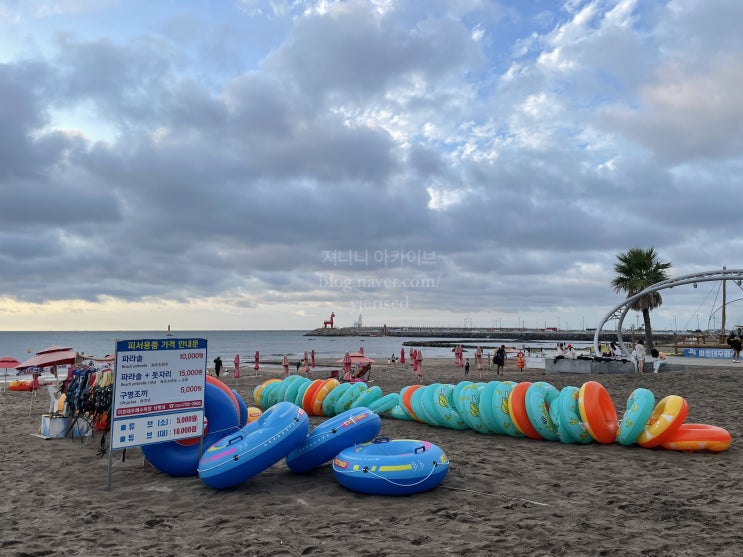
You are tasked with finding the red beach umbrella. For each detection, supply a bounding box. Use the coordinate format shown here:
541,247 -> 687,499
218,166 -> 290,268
410,348 -> 415,366
475,347 -> 483,371
0,356 -> 21,369
311,349 -> 316,368
233,354 -> 241,379
282,355 -> 289,376
1,357 -> 21,389
399,348 -> 405,364
17,346 -> 77,370
359,346 -> 364,355
254,351 -> 260,371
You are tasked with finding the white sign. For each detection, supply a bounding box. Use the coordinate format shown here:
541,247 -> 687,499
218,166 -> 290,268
111,338 -> 207,450
112,411 -> 204,448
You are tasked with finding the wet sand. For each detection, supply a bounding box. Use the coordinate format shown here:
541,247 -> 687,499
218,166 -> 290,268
1,357 -> 741,556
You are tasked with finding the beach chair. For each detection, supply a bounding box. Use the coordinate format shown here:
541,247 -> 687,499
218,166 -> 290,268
349,364 -> 372,383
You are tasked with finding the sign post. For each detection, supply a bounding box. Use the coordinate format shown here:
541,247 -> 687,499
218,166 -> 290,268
108,338 -> 207,490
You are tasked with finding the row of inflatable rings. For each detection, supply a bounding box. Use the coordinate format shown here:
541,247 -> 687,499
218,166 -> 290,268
395,380 -> 730,451
253,377 -> 731,451
253,377 -> 390,418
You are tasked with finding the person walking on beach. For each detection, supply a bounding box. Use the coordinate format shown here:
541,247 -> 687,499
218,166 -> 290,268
727,331 -> 741,363
464,359 -> 470,375
494,345 -> 506,375
213,356 -> 223,378
634,340 -> 646,373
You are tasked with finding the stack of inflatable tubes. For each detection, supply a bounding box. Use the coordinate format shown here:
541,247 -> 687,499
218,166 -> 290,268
197,405 -> 383,489
253,377 -> 732,452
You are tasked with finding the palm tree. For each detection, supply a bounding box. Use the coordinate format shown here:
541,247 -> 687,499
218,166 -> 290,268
612,247 -> 672,352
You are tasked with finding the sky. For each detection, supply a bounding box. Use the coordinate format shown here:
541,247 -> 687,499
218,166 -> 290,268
1,0 -> 743,333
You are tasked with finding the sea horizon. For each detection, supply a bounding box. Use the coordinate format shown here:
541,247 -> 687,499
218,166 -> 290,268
0,329 -> 596,367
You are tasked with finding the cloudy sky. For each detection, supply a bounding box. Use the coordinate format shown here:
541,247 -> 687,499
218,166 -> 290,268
1,0 -> 742,333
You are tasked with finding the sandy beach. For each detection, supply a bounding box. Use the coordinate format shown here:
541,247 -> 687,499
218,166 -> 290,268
1,356 -> 741,556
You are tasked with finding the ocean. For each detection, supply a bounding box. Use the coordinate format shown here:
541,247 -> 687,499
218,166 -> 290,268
0,329 -> 586,367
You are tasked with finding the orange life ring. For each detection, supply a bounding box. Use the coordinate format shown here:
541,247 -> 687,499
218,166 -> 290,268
311,378 -> 340,416
507,382 -> 543,440
301,379 -> 326,414
637,395 -> 688,449
516,352 -> 525,369
400,385 -> 424,422
577,381 -> 618,444
661,423 -> 731,452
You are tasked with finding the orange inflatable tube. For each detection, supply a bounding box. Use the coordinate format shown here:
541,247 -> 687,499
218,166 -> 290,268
301,379 -> 326,415
400,385 -> 424,422
661,423 -> 730,452
508,382 -> 542,440
577,381 -> 618,444
637,395 -> 688,448
311,378 -> 340,416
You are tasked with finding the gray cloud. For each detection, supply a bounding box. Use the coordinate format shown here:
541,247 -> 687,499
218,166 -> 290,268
1,0 -> 742,330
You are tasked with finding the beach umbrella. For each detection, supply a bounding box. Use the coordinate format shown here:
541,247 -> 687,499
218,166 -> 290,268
410,348 -> 415,366
359,346 -> 364,355
282,355 -> 289,377
475,347 -> 483,371
17,346 -> 77,370
399,348 -> 405,364
254,351 -> 260,371
1,357 -> 21,391
414,350 -> 423,377
336,353 -> 375,365
311,349 -> 316,368
234,354 -> 240,379
341,351 -> 352,380
0,356 -> 20,368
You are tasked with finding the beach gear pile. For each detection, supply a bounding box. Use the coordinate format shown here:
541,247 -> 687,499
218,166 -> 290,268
143,376 -> 449,495
252,375 -> 732,452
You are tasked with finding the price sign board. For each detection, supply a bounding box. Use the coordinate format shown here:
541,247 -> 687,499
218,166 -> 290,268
111,338 -> 207,450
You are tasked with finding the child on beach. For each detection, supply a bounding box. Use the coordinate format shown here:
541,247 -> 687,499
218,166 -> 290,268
634,340 -> 646,373
464,359 -> 470,375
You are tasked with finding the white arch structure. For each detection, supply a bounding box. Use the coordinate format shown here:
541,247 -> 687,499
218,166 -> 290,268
592,268 -> 743,356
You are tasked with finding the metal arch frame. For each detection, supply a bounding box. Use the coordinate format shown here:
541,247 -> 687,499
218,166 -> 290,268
593,268 -> 743,356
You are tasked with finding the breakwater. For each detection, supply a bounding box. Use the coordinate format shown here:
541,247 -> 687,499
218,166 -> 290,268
304,326 -> 677,345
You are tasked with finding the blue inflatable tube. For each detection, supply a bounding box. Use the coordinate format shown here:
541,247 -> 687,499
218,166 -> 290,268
285,407 -> 382,473
490,381 -> 523,437
322,382 -> 351,417
410,385 -> 439,426
142,380 -> 241,477
353,385 -> 383,409
524,382 -> 560,441
551,386 -> 592,444
198,401 -> 309,489
429,384 -> 468,430
617,388 -> 656,446
455,383 -> 489,433
232,389 -> 249,427
367,392 -> 399,416
333,438 -> 449,496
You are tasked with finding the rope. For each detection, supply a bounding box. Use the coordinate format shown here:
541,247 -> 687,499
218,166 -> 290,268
347,461 -> 439,488
439,485 -> 553,507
